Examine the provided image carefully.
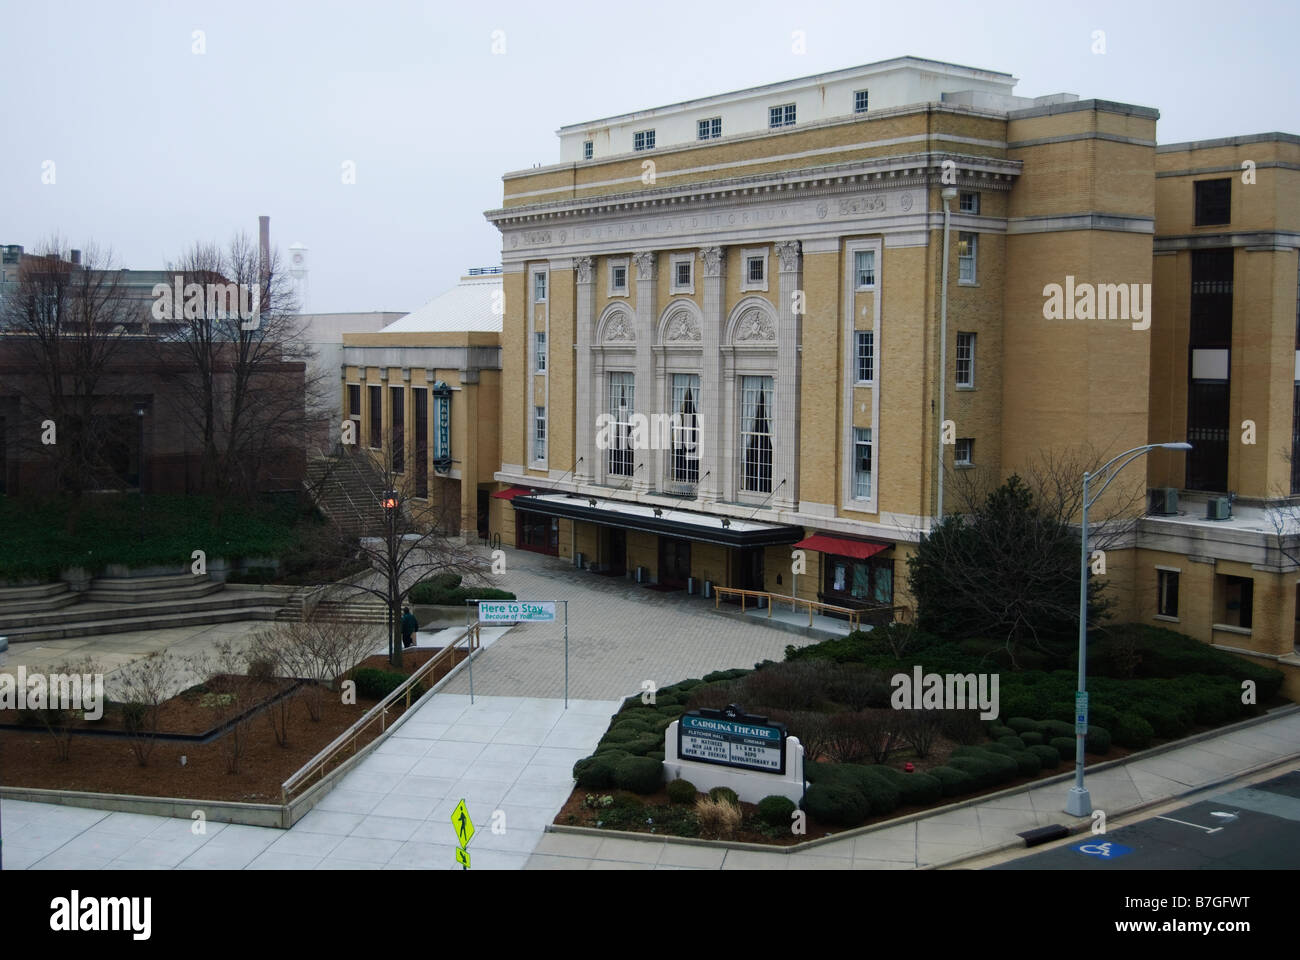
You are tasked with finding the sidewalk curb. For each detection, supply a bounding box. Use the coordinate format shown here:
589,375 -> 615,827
921,749 -> 1300,870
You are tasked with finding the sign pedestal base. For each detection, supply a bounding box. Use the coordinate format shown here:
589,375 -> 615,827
663,721 -> 804,805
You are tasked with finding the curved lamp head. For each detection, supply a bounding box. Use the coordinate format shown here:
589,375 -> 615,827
1157,442 -> 1193,451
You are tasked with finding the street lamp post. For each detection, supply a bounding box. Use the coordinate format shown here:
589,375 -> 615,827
1065,440 -> 1192,817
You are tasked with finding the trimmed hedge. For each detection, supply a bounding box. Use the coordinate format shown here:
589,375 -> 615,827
573,755 -> 618,789
804,782 -> 870,825
930,766 -> 975,797
1012,750 -> 1041,777
708,786 -> 740,807
758,795 -> 797,827
988,724 -> 1016,740
1006,717 -> 1043,735
613,756 -> 664,795
1085,725 -> 1111,755
1050,737 -> 1078,761
1019,731 -> 1045,746
666,778 -> 698,804
1028,744 -> 1061,769
998,735 -> 1027,750
1112,713 -> 1154,749
351,668 -> 426,701
901,772 -> 942,806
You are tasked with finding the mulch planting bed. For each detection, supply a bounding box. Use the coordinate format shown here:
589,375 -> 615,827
0,646 -> 466,804
556,747 -> 1133,845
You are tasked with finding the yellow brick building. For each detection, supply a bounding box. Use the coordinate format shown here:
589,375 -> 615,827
473,57 -> 1298,692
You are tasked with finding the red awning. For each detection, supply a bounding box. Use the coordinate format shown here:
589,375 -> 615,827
793,534 -> 891,560
491,486 -> 537,500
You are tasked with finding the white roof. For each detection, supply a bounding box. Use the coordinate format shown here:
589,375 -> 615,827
524,493 -> 780,533
380,274 -> 502,333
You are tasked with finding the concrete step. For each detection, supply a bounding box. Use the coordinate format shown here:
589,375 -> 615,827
2,606 -> 286,642
0,582 -> 71,601
84,580 -> 225,603
89,574 -> 212,592
0,589 -> 81,615
0,590 -> 283,630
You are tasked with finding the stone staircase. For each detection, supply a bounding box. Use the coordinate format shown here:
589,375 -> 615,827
304,452 -> 390,538
0,574 -> 288,643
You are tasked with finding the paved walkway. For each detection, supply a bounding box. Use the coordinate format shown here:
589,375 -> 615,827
2,692 -> 618,869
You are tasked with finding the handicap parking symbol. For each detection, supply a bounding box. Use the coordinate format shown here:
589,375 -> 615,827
1075,841 -> 1133,859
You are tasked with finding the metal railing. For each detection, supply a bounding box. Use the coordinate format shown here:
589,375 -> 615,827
712,586 -> 908,632
280,622 -> 480,804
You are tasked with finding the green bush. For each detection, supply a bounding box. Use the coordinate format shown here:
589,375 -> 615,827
981,742 -> 1019,758
573,755 -> 618,789
610,719 -> 650,737
1011,750 -> 1041,777
930,766 -> 975,797
666,779 -> 698,804
946,755 -> 997,789
619,734 -> 662,758
758,795 -> 797,827
843,766 -> 900,817
1131,698 -> 1192,739
1019,731 -> 1045,746
708,786 -> 740,807
1112,713 -> 1154,749
1005,717 -> 1043,735
998,735 -> 1027,750
601,726 -> 642,745
988,724 -> 1016,740
1042,719 -> 1075,739
613,756 -> 664,795
900,772 -> 942,806
702,668 -> 750,683
351,668 -> 419,700
1050,737 -> 1078,761
408,572 -> 516,606
1085,725 -> 1111,755
803,782 -> 870,826
1028,744 -> 1061,769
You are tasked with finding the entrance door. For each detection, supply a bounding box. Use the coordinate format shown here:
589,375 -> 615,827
658,537 -> 691,589
477,489 -> 489,541
602,528 -> 627,576
727,547 -> 765,603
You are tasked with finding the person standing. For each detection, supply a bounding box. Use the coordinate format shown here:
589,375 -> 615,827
401,606 -> 419,648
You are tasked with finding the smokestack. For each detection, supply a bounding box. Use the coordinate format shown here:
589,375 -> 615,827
259,215 -> 270,319
69,249 -> 81,265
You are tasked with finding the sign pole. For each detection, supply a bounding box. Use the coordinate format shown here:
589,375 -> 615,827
563,599 -> 569,710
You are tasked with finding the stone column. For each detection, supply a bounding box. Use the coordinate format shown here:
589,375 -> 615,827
574,256 -> 595,484
632,251 -> 658,494
698,246 -> 726,503
774,240 -> 802,510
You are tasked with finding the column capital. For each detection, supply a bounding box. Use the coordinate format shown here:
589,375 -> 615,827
574,256 -> 595,284
698,246 -> 726,278
775,239 -> 802,274
632,250 -> 657,281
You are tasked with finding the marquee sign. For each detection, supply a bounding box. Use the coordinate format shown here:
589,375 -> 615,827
432,381 -> 452,473
678,704 -> 787,774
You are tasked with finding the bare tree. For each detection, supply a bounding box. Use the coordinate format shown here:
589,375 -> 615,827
157,234 -> 325,518
0,240 -> 136,532
310,448 -> 489,670
29,656 -> 104,762
186,639 -> 263,775
114,649 -> 181,766
249,614 -> 379,726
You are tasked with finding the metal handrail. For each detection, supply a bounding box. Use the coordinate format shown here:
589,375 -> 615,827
712,585 -> 881,632
280,622 -> 480,803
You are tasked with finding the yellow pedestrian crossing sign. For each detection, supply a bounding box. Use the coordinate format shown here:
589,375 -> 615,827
455,846 -> 470,869
451,798 -> 475,848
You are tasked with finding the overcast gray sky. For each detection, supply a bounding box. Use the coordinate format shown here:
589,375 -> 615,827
2,0 -> 1296,314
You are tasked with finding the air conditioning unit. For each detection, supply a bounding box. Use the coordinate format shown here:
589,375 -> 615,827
1206,497 -> 1232,521
1148,487 -> 1179,516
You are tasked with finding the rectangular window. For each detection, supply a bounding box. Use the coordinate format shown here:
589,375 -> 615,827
958,233 -> 977,283
956,332 -> 975,387
534,406 -> 546,461
611,264 -> 627,293
533,272 -> 546,302
855,331 -> 874,383
368,385 -> 382,450
347,384 -> 361,441
634,129 -> 655,151
769,103 -> 796,128
747,257 -> 764,284
413,387 -> 428,498
855,250 -> 876,289
582,140 -> 593,160
1188,248 -> 1233,492
1216,574 -> 1254,629
676,261 -> 691,288
955,438 -> 974,465
740,376 -> 774,493
1157,569 -> 1179,618
824,556 -> 893,605
670,373 -> 700,484
854,89 -> 869,113
535,331 -> 546,372
608,372 -> 635,477
1194,178 -> 1231,226
959,191 -> 980,214
697,117 -> 721,140
390,386 -> 405,473
853,427 -> 872,499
